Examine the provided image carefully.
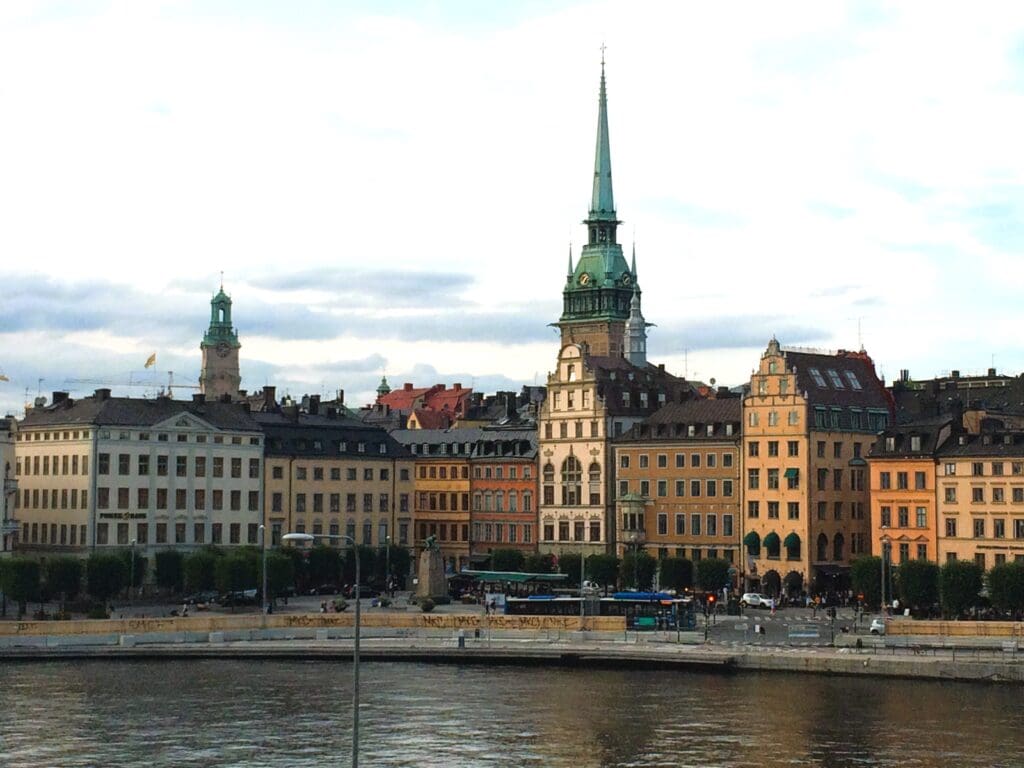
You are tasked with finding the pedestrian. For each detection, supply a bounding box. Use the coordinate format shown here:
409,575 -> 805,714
320,600 -> 327,614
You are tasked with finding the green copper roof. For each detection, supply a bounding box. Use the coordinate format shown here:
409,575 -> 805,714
590,60 -> 615,221
202,287 -> 240,347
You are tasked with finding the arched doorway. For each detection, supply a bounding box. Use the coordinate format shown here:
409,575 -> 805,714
762,569 -> 781,597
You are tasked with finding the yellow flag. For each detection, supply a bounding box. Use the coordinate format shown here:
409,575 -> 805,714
144,353 -> 157,369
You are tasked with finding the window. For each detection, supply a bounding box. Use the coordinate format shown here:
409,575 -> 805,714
768,502 -> 779,519
994,487 -> 1005,503
118,454 -> 130,475
691,514 -> 701,536
973,518 -> 985,538
768,441 -> 779,457
973,462 -> 984,477
690,479 -> 701,497
787,502 -> 799,520
897,472 -> 908,490
945,518 -> 957,537
747,501 -> 759,518
916,507 -> 927,527
972,487 -> 984,503
827,369 -> 844,388
879,472 -> 891,490
787,441 -> 799,457
767,469 -> 779,489
898,506 -> 909,527
994,519 -> 1006,538
657,514 -> 667,535
748,469 -> 759,489
809,368 -> 827,387
675,453 -> 685,468
675,514 -> 685,535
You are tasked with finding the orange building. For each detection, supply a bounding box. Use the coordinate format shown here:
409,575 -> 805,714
867,416 -> 953,567
469,427 -> 538,561
393,429 -> 476,573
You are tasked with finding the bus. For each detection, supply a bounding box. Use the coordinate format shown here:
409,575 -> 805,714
505,591 -> 696,630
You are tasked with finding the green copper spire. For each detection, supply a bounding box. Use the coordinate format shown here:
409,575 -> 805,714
590,55 -> 615,220
202,286 -> 240,347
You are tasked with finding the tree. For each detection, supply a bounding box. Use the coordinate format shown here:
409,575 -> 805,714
895,559 -> 939,614
183,550 -> 218,592
659,557 -> 693,593
559,552 -> 583,587
45,557 -> 82,611
939,560 -> 983,617
115,549 -> 147,597
524,553 -> 557,574
586,554 -> 620,593
280,546 -> 308,592
215,553 -> 257,597
619,551 -> 656,590
308,545 -> 341,586
342,546 -> 376,586
86,553 -> 126,606
987,562 -> 1024,615
155,550 -> 185,593
696,558 -> 731,592
491,548 -> 525,573
850,556 -> 882,608
2,558 -> 41,618
259,552 -> 296,601
376,544 -> 412,585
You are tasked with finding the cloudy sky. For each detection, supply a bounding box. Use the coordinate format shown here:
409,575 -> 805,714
2,1 -> 1023,416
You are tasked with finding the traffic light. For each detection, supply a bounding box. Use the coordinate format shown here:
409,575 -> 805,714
706,594 -> 716,614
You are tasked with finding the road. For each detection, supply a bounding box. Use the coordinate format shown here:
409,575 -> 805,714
704,606 -> 874,647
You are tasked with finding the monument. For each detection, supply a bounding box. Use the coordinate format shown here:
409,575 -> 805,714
417,536 -> 446,599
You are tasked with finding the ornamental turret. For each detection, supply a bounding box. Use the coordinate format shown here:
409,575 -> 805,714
199,283 -> 241,400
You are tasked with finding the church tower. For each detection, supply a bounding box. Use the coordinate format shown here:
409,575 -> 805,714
623,250 -> 650,367
556,58 -> 637,357
199,285 -> 241,400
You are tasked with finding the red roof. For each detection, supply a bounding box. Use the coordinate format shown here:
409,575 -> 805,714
411,409 -> 455,430
377,382 -> 473,416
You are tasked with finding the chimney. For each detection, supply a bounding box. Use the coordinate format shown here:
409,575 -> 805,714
94,388 -> 111,401
336,389 -> 344,405
988,368 -> 997,377
283,403 -> 300,421
308,395 -> 320,416
192,393 -> 206,404
453,383 -> 461,391
326,406 -> 337,419
403,383 -> 413,391
658,363 -> 665,372
951,370 -> 960,378
238,390 -> 247,398
263,386 -> 277,411
900,369 -> 909,383
220,393 -> 232,403
52,391 -> 69,405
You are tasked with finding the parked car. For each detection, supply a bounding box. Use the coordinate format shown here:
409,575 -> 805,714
869,617 -> 887,635
184,590 -> 219,606
220,589 -> 258,607
344,585 -> 381,599
740,593 -> 772,608
309,584 -> 341,596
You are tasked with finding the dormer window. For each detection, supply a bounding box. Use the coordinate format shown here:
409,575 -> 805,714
567,364 -> 576,382
725,424 -> 734,436
844,371 -> 862,390
885,436 -> 895,451
809,368 -> 827,388
687,425 -> 695,437
827,369 -> 845,389
910,435 -> 922,452
706,425 -> 714,437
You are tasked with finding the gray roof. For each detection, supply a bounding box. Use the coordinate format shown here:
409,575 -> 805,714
20,394 -> 260,432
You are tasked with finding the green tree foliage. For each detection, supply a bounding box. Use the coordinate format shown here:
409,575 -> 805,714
183,550 -> 218,592
659,557 -> 693,592
115,549 -> 147,595
586,554 -> 620,593
490,548 -> 526,573
154,550 -> 185,593
696,558 -> 731,592
308,545 -> 342,586
524,553 -> 557,574
2,558 -> 41,617
939,560 -> 983,617
375,545 -> 412,584
850,556 -> 882,608
214,553 -> 257,596
259,552 -> 296,600
45,557 -> 83,607
86,553 -> 126,605
987,562 -> 1024,614
558,552 -> 583,587
343,546 -> 376,586
895,559 -> 939,613
619,551 -> 656,590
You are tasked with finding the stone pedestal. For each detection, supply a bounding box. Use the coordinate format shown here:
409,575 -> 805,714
417,549 -> 446,599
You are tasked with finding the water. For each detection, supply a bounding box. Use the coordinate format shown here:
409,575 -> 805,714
0,660 -> 1020,767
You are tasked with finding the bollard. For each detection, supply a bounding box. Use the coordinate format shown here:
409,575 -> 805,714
458,629 -> 466,649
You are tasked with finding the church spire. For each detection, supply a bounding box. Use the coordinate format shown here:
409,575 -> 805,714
567,242 -> 574,280
590,51 -> 615,221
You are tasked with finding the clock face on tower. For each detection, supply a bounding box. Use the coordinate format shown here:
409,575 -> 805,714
579,273 -> 591,286
215,342 -> 231,358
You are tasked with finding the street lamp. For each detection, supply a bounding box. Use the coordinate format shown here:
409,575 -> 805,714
129,539 -> 137,604
282,531 -> 360,768
880,528 -> 890,618
259,524 -> 268,616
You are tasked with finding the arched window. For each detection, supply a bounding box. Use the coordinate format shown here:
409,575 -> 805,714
784,532 -> 801,561
561,456 -> 582,506
543,462 -> 555,482
588,461 -> 601,483
833,533 -> 845,561
816,533 -> 828,562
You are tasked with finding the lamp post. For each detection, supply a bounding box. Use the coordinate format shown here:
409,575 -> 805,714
384,534 -> 392,596
283,531 -> 360,768
880,528 -> 890,618
259,524 -> 268,616
129,539 -> 137,604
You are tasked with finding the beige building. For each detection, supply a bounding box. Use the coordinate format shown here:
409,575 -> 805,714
256,397 -> 414,551
15,389 -> 263,555
742,340 -> 893,596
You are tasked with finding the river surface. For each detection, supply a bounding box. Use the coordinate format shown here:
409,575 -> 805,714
0,660 -> 1020,767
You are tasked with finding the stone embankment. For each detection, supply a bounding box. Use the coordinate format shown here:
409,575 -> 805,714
2,613 -> 1022,684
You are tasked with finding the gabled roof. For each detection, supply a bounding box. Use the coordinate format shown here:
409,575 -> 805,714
411,409 -> 455,430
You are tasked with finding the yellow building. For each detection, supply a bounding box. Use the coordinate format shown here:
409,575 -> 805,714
935,430 -> 1024,568
393,429 -> 476,573
613,399 -> 742,568
742,340 -> 893,597
256,404 -> 414,552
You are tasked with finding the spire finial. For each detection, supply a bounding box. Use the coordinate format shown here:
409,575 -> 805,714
220,270 -> 224,291
567,242 -> 574,278
631,238 -> 637,278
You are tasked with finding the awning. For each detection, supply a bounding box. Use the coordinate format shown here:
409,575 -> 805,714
763,532 -> 781,550
784,468 -> 799,479
743,532 -> 761,546
783,532 -> 801,549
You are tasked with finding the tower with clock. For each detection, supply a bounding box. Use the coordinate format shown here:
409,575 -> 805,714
199,284 -> 241,400
555,57 -> 639,358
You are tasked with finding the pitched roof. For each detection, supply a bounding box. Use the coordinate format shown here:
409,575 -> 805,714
254,412 -> 411,459
782,349 -> 893,412
616,398 -> 742,443
411,409 -> 455,430
20,394 -> 260,432
867,415 -> 955,459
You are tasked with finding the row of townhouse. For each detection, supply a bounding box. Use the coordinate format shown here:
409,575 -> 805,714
868,408 -> 1024,571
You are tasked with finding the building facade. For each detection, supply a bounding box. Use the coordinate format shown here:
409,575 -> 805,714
469,427 -> 538,561
614,399 -> 742,570
15,390 -> 263,555
256,400 -> 414,551
199,286 -> 242,401
742,340 -> 893,596
1,417 -> 17,554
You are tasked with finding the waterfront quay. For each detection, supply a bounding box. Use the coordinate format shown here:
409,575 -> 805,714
3,611 -> 1023,684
